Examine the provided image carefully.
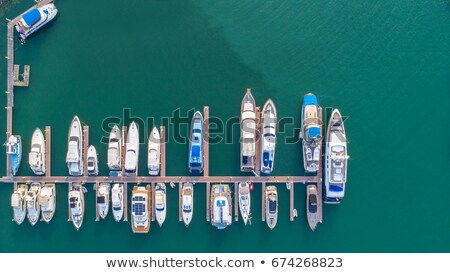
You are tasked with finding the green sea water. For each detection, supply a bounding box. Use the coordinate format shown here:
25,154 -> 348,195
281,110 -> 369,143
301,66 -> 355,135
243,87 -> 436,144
1,0 -> 450,253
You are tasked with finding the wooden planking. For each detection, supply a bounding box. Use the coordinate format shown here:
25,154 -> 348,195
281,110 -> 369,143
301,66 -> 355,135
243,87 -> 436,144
95,183 -> 99,221
261,182 -> 266,221
206,182 -> 210,221
45,126 -> 51,176
121,126 -> 127,174
234,181 -> 239,222
203,106 -> 209,177
289,181 -> 294,221
68,182 -> 72,221
178,182 -> 182,221
83,126 -> 89,177
254,106 -> 261,176
151,182 -> 156,221
317,106 -> 323,223
123,182 -> 128,221
159,126 -> 166,177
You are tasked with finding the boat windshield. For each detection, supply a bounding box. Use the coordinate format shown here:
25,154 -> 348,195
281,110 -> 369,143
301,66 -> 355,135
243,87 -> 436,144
269,198 -> 276,213
309,194 -> 317,213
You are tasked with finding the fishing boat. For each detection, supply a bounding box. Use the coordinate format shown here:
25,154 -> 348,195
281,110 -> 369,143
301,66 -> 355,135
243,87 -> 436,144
11,184 -> 27,225
306,185 -> 319,231
28,128 -> 45,175
26,182 -> 41,226
148,127 -> 161,175
66,116 -> 83,176
125,122 -> 139,175
14,3 -> 58,41
97,183 -> 110,219
107,125 -> 122,171
68,184 -> 85,231
265,186 -> 278,229
6,135 -> 22,176
211,184 -> 232,229
182,182 -> 194,227
131,185 -> 150,233
188,111 -> 204,174
300,93 -> 322,173
324,109 -> 349,204
39,183 -> 56,223
111,183 -> 124,222
240,88 -> 257,172
238,182 -> 251,225
155,183 -> 166,227
260,99 -> 277,174
87,145 -> 98,176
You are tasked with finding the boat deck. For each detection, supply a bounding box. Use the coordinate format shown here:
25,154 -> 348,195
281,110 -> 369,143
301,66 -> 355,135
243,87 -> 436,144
131,185 -> 151,233
210,184 -> 232,225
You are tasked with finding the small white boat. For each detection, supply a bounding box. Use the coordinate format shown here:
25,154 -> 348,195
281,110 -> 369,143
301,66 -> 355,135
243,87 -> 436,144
6,135 -> 22,176
39,184 -> 56,223
211,184 -> 232,229
125,122 -> 139,175
87,145 -> 98,176
26,182 -> 41,226
69,184 -> 85,231
306,185 -> 319,231
260,99 -> 277,174
148,127 -> 161,175
96,183 -> 110,219
111,184 -> 124,222
11,184 -> 28,225
182,182 -> 194,227
15,3 -> 58,41
66,116 -> 83,176
238,182 -> 251,225
131,185 -> 150,233
265,186 -> 278,230
240,88 -> 257,172
29,128 -> 45,175
155,183 -> 166,226
107,125 -> 122,171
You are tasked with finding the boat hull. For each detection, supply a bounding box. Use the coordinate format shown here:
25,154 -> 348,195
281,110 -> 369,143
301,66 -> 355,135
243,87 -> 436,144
188,112 -> 204,174
238,182 -> 251,225
260,99 -> 277,174
300,93 -> 322,173
111,184 -> 124,222
182,183 -> 194,227
240,89 -> 257,172
155,183 -> 166,226
265,186 -> 278,229
306,185 -> 319,231
69,186 -> 85,231
39,184 -> 56,223
125,122 -> 139,175
107,125 -> 122,171
66,116 -> 83,176
15,4 -> 58,40
29,128 -> 45,175
148,127 -> 161,175
131,185 -> 150,233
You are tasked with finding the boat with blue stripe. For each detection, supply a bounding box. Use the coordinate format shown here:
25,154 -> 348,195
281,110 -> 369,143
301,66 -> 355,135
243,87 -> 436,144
300,93 -> 322,173
15,2 -> 58,41
211,184 -> 232,229
6,135 -> 22,176
188,111 -> 204,174
260,99 -> 277,174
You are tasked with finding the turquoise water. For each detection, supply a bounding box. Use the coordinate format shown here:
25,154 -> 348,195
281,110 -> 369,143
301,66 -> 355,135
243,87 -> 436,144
1,0 -> 450,252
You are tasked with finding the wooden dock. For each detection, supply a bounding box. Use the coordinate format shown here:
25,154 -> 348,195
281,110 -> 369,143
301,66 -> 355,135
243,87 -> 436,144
317,107 -> 323,223
95,183 -> 100,221
159,126 -> 166,177
45,126 -> 51,176
13,64 -> 30,87
123,182 -> 128,222
289,181 -> 294,221
234,181 -> 239,222
83,126 -> 89,176
261,182 -> 266,221
178,181 -> 182,221
151,182 -> 156,221
203,106 -> 211,221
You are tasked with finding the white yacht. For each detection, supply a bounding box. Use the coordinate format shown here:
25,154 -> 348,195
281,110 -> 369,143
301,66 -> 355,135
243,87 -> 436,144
11,184 -> 28,225
26,182 -> 41,226
265,186 -> 278,230
211,184 -> 232,229
125,122 -> 139,175
66,116 -> 83,176
155,183 -> 166,226
306,185 -> 319,231
69,184 -> 85,231
87,145 -> 98,176
111,183 -> 124,222
15,3 -> 58,41
188,111 -> 204,174
324,109 -> 349,204
29,128 -> 45,175
260,99 -> 277,174
238,182 -> 251,225
107,125 -> 122,171
39,184 -> 56,223
240,88 -> 257,172
6,135 -> 22,176
148,127 -> 161,175
131,185 -> 150,233
97,183 -> 110,219
300,93 -> 322,173
182,182 -> 194,227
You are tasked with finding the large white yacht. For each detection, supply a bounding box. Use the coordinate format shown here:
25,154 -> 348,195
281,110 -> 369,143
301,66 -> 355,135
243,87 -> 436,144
69,184 -> 85,231
240,88 -> 257,172
29,128 -> 45,175
306,185 -> 319,231
26,182 -> 41,226
11,184 -> 28,225
260,99 -> 277,174
66,116 -> 83,176
111,184 -> 124,222
188,111 -> 204,174
300,93 -> 322,173
107,125 -> 122,171
148,127 -> 161,175
238,182 -> 251,225
131,185 -> 150,233
15,3 -> 58,41
39,184 -> 56,223
265,186 -> 278,230
125,122 -> 139,175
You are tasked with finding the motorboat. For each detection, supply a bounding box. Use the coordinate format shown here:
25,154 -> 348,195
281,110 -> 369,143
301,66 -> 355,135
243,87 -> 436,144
240,88 -> 257,172
11,184 -> 27,225
29,128 -> 45,175
148,127 -> 161,175
69,184 -> 85,231
107,125 -> 122,171
87,145 -> 98,176
306,185 -> 319,231
14,3 -> 58,41
182,182 -> 194,227
111,183 -> 124,222
300,93 -> 322,173
238,182 -> 251,225
6,135 -> 22,176
131,185 -> 150,233
66,116 -> 83,176
265,185 -> 278,229
155,183 -> 166,226
188,111 -> 204,174
211,184 -> 232,229
26,182 -> 41,226
39,183 -> 56,223
260,99 -> 277,174
97,183 -> 110,219
125,122 -> 139,175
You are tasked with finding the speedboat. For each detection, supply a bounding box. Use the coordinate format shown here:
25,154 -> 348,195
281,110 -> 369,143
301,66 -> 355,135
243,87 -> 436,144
131,185 -> 150,233
188,111 -> 204,174
66,116 -> 83,176
29,128 -> 45,175
211,184 -> 232,229
300,93 -> 322,173
111,184 -> 124,222
39,183 -> 56,223
14,3 -> 58,41
182,182 -> 194,227
6,135 -> 22,176
155,183 -> 166,226
107,125 -> 122,171
324,109 -> 349,204
26,182 -> 41,226
148,127 -> 161,175
238,182 -> 251,225
260,99 -> 277,174
125,121 -> 139,175
240,88 -> 257,172
265,186 -> 278,229
87,145 -> 98,176
306,185 -> 319,231
97,183 -> 110,219
69,184 -> 85,231
11,184 -> 27,225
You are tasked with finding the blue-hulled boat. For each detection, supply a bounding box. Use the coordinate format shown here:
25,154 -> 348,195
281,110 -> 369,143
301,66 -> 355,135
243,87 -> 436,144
260,99 -> 277,174
15,3 -> 58,41
300,93 -> 322,173
6,135 -> 22,176
211,184 -> 232,229
188,111 -> 204,174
